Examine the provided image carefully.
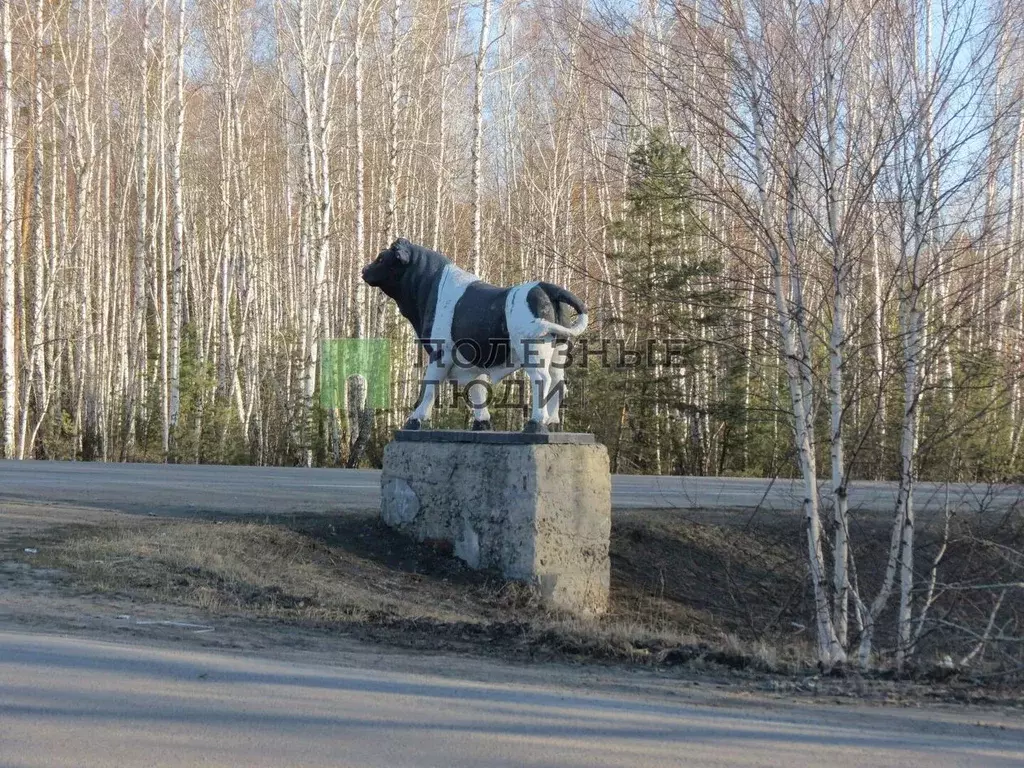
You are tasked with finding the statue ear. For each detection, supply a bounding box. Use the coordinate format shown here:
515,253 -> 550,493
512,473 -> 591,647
391,238 -> 412,264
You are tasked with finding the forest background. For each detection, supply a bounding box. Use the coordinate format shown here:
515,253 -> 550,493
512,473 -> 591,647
1,0 -> 1023,668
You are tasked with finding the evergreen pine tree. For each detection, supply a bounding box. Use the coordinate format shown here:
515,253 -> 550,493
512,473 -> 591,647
589,129 -> 731,473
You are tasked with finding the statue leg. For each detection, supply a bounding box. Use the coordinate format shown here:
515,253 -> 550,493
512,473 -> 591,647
524,363 -> 552,432
545,361 -> 565,429
545,339 -> 570,429
407,358 -> 449,429
456,370 -> 493,430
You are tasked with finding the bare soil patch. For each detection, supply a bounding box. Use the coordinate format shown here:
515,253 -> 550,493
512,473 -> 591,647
3,504 -> 1022,704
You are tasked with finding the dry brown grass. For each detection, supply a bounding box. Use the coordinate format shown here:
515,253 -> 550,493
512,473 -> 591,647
31,508 -> 1022,683
48,520 -> 475,623
36,513 -> 812,673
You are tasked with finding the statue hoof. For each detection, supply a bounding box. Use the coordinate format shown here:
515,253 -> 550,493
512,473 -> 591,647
471,419 -> 492,431
523,420 -> 548,434
403,418 -> 422,431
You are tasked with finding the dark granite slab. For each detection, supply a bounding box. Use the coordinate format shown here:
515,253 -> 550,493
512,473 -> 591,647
394,430 -> 596,445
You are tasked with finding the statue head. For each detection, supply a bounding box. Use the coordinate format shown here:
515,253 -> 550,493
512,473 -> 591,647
361,238 -> 413,297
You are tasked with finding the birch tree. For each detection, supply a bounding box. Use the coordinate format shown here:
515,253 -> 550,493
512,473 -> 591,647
167,0 -> 186,459
18,0 -> 49,460
470,0 -> 492,275
0,0 -> 14,458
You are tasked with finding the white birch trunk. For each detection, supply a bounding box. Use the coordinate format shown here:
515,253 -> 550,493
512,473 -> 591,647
895,0 -> 935,671
471,0 -> 492,275
19,0 -> 47,460
126,1 -> 151,459
352,0 -> 366,339
0,0 -> 14,458
385,0 -> 402,246
168,0 -> 185,458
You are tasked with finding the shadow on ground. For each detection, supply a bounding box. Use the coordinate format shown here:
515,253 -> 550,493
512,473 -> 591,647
10,504 -> 1024,699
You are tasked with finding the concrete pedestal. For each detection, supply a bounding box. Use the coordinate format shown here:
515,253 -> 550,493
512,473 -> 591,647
380,430 -> 610,615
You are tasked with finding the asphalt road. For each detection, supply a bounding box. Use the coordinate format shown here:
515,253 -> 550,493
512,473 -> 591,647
2,630 -> 1022,768
0,459 -> 1020,516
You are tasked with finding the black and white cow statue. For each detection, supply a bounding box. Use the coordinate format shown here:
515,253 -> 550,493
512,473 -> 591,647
361,238 -> 588,433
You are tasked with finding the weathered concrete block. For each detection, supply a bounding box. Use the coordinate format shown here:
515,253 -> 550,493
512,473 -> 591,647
380,432 -> 611,614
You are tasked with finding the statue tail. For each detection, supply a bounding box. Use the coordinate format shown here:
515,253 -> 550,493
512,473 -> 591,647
537,282 -> 588,337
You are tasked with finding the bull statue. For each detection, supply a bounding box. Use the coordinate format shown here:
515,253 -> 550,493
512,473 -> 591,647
361,238 -> 588,433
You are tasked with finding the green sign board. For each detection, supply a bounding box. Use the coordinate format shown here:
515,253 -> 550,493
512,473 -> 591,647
320,338 -> 392,410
